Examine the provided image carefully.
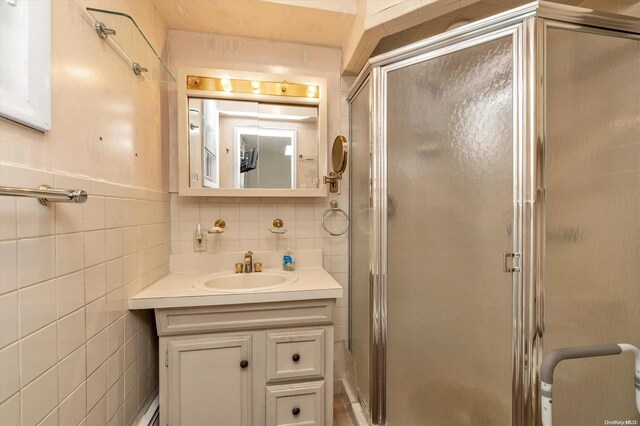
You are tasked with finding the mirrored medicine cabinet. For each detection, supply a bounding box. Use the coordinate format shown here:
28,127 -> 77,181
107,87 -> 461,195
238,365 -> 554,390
178,68 -> 328,197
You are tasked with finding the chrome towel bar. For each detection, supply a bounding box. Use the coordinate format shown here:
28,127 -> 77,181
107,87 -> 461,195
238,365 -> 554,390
0,184 -> 88,205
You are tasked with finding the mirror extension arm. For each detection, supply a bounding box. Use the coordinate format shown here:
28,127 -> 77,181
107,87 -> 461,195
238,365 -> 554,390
540,343 -> 640,426
324,135 -> 348,193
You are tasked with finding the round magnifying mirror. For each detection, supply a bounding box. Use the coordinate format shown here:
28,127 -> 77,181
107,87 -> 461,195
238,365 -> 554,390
331,135 -> 348,175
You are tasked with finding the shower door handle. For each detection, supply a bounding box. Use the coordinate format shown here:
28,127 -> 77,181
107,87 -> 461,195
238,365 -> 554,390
503,252 -> 521,273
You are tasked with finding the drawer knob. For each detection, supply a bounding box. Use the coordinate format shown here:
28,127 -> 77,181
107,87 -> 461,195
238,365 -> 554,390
240,360 -> 249,369
292,353 -> 301,362
292,407 -> 301,416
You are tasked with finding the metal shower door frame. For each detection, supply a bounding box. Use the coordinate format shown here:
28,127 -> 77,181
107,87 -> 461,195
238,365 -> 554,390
531,17 -> 640,425
371,23 -> 528,426
347,73 -> 373,416
347,2 -> 640,424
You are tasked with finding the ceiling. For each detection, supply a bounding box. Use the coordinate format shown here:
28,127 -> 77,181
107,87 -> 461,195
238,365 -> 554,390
372,0 -> 589,57
152,0 -> 357,48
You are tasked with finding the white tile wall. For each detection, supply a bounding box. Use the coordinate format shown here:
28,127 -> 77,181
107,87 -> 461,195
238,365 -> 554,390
0,35 -> 355,426
170,194 -> 351,379
170,196 -> 349,256
0,163 -> 170,426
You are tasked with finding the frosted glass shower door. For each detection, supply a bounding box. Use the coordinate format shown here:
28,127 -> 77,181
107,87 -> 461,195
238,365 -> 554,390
349,80 -> 372,409
384,35 -> 515,425
543,26 -> 640,425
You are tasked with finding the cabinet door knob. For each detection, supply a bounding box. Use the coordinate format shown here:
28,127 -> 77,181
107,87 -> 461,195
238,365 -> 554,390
292,407 -> 301,416
240,360 -> 249,369
292,353 -> 300,362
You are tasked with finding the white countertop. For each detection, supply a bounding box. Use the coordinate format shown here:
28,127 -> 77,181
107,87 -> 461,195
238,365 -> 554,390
128,251 -> 343,310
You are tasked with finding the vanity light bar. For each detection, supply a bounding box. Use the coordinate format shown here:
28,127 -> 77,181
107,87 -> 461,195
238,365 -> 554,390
186,75 -> 320,99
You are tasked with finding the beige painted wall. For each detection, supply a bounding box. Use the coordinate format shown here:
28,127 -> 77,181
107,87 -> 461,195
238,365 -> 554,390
0,0 -> 169,192
577,0 -> 640,17
0,1 -> 170,425
265,0 -> 358,15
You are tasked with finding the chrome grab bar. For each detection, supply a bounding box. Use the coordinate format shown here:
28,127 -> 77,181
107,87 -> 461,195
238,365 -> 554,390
0,184 -> 88,205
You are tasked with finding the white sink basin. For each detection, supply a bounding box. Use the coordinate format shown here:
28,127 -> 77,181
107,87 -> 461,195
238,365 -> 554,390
193,270 -> 298,293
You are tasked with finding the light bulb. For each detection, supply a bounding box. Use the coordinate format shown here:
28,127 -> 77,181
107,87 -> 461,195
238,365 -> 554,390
221,77 -> 231,92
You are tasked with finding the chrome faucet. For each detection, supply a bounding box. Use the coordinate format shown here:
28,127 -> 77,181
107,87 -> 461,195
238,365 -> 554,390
244,251 -> 253,273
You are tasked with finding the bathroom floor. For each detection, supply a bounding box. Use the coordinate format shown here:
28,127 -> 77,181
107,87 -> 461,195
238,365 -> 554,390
333,395 -> 356,426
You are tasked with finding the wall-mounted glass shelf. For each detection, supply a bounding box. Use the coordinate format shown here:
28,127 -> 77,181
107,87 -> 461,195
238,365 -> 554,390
85,7 -> 175,82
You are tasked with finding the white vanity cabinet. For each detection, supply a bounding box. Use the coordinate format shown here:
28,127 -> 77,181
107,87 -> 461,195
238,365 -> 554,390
166,334 -> 252,425
155,299 -> 335,426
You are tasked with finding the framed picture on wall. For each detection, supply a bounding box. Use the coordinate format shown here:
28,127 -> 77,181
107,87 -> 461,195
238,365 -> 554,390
0,0 -> 51,132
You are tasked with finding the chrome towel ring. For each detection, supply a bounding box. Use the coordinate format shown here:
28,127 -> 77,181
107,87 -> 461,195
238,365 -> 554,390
321,200 -> 349,236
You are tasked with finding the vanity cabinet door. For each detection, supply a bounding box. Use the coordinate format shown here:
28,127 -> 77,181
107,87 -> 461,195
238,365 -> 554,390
167,334 -> 252,426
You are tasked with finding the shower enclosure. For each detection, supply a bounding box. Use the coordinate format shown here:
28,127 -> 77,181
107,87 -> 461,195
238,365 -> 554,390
347,2 -> 640,424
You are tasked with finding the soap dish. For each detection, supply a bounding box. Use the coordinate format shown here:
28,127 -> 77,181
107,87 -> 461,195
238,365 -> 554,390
208,219 -> 226,234
268,218 -> 287,234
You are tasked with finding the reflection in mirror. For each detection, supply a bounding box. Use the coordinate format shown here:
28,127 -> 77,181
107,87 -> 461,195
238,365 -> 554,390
188,98 -> 319,190
188,99 -> 221,188
235,127 -> 296,189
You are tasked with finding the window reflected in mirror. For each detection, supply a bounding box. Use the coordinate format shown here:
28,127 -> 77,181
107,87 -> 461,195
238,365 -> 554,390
188,98 -> 319,190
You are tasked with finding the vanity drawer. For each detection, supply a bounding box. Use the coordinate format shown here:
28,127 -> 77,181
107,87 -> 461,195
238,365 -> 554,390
266,381 -> 325,426
155,300 -> 334,336
267,329 -> 325,381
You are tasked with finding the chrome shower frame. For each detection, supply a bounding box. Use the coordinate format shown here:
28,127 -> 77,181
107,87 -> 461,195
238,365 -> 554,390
346,2 -> 640,424
347,73 -> 373,416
